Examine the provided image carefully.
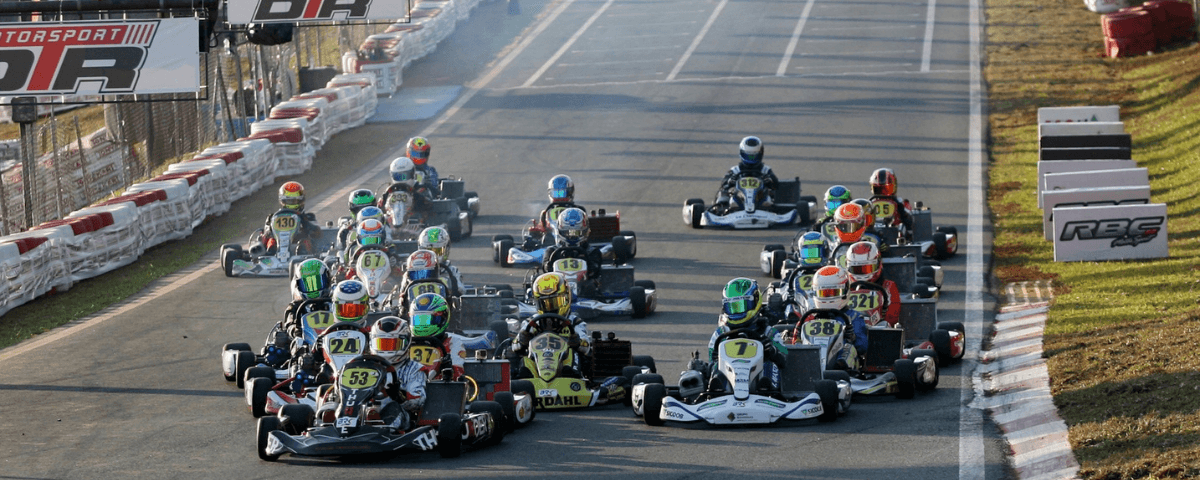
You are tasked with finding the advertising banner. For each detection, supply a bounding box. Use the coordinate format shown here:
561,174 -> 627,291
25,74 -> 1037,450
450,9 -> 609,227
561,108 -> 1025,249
1037,105 -> 1120,124
229,0 -> 410,24
1041,168 -> 1148,209
1053,204 -> 1167,262
1036,159 -> 1136,207
0,19 -> 199,96
1038,122 -> 1125,137
1042,185 -> 1150,240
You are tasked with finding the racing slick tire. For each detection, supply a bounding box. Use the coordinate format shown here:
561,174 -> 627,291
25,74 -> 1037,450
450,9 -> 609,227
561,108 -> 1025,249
799,195 -> 818,225
491,235 -> 512,263
222,343 -> 252,381
468,401 -> 506,446
935,226 -> 958,258
634,280 -> 656,290
911,349 -> 940,390
632,373 -> 665,386
932,232 -> 951,260
509,380 -> 537,421
893,359 -> 917,400
937,321 -> 966,360
221,244 -> 242,277
493,391 -> 518,432
497,238 -> 515,268
929,329 -> 954,366
769,249 -> 787,279
685,198 -> 704,229
279,403 -> 314,434
913,281 -> 936,299
248,377 -> 272,418
632,355 -> 657,373
630,287 -> 649,319
257,416 -> 283,461
823,369 -> 851,383
642,383 -> 667,426
437,413 -> 464,458
234,351 -> 257,389
620,231 -> 637,258
816,379 -> 839,423
611,236 -> 632,264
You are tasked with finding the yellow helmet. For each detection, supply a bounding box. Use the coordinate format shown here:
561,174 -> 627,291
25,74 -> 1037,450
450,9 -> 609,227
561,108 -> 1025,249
532,272 -> 572,316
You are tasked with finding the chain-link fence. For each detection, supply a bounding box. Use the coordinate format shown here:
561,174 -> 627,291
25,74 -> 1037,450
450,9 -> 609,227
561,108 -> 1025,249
0,22 -> 390,235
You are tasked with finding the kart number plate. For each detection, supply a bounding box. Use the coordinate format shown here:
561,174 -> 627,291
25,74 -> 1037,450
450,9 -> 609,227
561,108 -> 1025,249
537,388 -> 558,398
805,319 -> 841,338
737,177 -> 762,189
410,345 -> 443,366
339,367 -> 381,389
336,416 -> 357,428
722,339 -> 759,359
303,311 -> 335,331
358,251 -> 389,270
272,214 -> 299,232
552,258 -> 587,276
848,291 -> 879,312
795,274 -> 814,292
871,200 -> 897,223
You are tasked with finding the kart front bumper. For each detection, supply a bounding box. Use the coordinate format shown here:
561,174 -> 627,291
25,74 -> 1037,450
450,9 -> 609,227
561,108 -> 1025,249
633,389 -> 826,425
266,425 -> 437,457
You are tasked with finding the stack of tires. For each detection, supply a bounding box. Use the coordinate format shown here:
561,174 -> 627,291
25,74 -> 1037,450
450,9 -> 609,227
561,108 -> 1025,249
1143,0 -> 1196,43
1103,1 -> 1196,58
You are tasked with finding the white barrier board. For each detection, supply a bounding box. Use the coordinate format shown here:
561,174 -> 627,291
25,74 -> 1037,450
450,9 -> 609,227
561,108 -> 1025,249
1042,185 -> 1150,240
1040,168 -> 1148,209
1038,122 -> 1125,138
229,0 -> 411,24
1053,204 -> 1167,262
1037,159 -> 1136,208
1037,105 -> 1120,124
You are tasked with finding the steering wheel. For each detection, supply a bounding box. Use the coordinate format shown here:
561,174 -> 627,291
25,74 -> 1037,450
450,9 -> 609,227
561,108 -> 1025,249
712,327 -> 753,346
533,313 -> 572,336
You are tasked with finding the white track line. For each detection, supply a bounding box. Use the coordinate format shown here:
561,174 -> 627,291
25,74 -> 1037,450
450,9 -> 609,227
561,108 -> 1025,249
960,0 -> 986,473
521,0 -> 617,88
777,0 -> 819,76
921,0 -> 937,72
667,0 -> 728,81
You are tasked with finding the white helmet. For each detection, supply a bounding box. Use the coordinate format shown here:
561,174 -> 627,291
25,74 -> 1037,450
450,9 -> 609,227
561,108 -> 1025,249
844,241 -> 881,283
389,157 -> 416,187
812,266 -> 849,310
370,316 -> 410,364
418,226 -> 451,264
333,279 -> 369,322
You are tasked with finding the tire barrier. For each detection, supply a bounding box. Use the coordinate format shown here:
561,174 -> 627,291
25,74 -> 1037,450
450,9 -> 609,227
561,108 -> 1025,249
1102,1 -> 1195,58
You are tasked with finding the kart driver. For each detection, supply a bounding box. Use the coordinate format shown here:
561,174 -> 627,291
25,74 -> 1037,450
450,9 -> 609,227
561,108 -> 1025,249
407,137 -> 440,198
538,174 -> 587,230
827,202 -> 885,265
397,250 -> 454,316
714,136 -> 780,211
513,272 -> 591,365
867,167 -> 914,232
810,185 -> 852,241
260,181 -> 322,255
262,258 -> 334,368
789,266 -> 870,371
369,317 -> 427,432
418,226 -> 463,298
408,293 -> 468,379
540,208 -> 603,281
376,157 -> 432,220
844,241 -> 901,327
707,277 -> 787,392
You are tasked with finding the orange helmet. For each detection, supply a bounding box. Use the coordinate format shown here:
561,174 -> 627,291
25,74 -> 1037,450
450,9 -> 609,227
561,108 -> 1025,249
407,137 -> 431,166
869,168 -> 897,196
833,203 -> 867,243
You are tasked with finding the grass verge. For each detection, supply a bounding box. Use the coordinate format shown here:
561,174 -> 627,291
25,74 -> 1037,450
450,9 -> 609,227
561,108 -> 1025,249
986,0 -> 1200,477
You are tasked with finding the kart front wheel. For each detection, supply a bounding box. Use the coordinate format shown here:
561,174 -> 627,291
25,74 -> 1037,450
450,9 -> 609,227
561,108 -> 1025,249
685,199 -> 704,229
497,238 -> 514,268
620,230 -> 637,258
642,383 -> 667,427
437,413 -> 464,458
234,351 -> 256,389
248,378 -> 271,418
257,416 -> 282,461
279,404 -> 314,434
911,349 -> 940,390
632,355 -> 657,374
769,249 -> 787,279
929,329 -> 954,366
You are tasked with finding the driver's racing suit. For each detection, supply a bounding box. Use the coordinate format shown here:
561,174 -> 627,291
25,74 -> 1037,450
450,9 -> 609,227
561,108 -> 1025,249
260,208 -> 322,255
707,316 -> 787,391
716,164 -> 780,208
379,359 -> 428,431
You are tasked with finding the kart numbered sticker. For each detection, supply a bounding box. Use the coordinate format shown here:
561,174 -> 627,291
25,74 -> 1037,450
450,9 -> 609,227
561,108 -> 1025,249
357,250 -> 389,270
532,335 -> 565,352
407,282 -> 446,298
340,367 -> 381,389
272,213 -> 299,232
324,331 -> 366,356
303,311 -> 335,331
537,388 -> 558,398
737,177 -> 762,190
848,292 -> 879,312
722,339 -> 759,359
552,258 -> 586,275
871,200 -> 897,223
794,274 -> 814,292
805,319 -> 841,338
410,345 -> 443,366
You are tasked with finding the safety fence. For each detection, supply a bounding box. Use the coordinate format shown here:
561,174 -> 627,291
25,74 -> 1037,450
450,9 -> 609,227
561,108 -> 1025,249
0,0 -> 484,316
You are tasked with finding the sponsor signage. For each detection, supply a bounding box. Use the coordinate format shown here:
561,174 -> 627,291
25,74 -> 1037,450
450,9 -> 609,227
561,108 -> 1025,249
1041,168 -> 1148,209
1036,159 -> 1136,208
228,0 -> 411,24
1038,122 -> 1125,137
1053,204 -> 1167,262
0,19 -> 199,95
1037,105 -> 1120,124
1041,185 -> 1150,240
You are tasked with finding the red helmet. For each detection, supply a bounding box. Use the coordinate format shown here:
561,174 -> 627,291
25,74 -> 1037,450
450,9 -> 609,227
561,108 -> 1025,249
870,168 -> 897,196
407,137 -> 431,166
279,181 -> 304,210
833,203 -> 867,243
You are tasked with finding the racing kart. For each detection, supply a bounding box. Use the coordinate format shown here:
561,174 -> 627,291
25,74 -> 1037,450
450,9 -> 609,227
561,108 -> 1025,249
631,328 -> 848,427
684,176 -> 818,229
244,320 -> 367,418
257,354 -> 504,460
220,209 -> 338,277
503,317 -> 656,410
870,198 -> 958,260
492,209 -> 636,268
378,176 -> 478,242
512,258 -> 657,319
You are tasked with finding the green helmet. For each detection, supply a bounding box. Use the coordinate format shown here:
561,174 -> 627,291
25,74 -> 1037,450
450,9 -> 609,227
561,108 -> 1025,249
293,259 -> 332,300
721,277 -> 762,327
410,293 -> 450,338
419,226 -> 450,263
348,188 -> 376,214
824,185 -> 852,217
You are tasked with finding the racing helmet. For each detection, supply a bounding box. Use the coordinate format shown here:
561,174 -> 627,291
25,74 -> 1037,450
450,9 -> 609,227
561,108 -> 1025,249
348,188 -> 376,215
405,249 -> 439,282
738,136 -> 764,168
721,277 -> 762,327
279,181 -> 305,210
833,203 -> 867,244
370,316 -> 410,364
852,198 -> 875,227
870,168 -> 898,196
293,258 -> 332,300
418,226 -> 451,264
389,157 -> 416,187
812,266 -> 849,310
407,137 -> 431,166
357,218 -> 386,247
555,207 -> 589,247
845,241 -> 882,283
824,185 -> 852,217
356,206 -> 385,225
333,279 -> 369,322
410,293 -> 450,338
548,175 -> 575,203
795,231 -> 827,267
532,272 -> 572,317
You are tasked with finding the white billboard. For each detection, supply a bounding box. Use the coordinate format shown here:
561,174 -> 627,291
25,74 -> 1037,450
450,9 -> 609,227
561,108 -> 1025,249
1053,204 -> 1167,262
1037,105 -> 1120,124
1037,159 -> 1137,209
1038,122 -> 1124,137
1042,185 -> 1150,240
229,0 -> 410,24
1040,168 -> 1148,209
0,19 -> 199,95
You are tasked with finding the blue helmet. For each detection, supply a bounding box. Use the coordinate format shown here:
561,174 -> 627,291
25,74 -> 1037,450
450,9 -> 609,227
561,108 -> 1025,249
548,175 -> 574,203
738,136 -> 764,167
555,207 -> 589,247
823,185 -> 852,217
357,219 -> 385,246
796,231 -> 827,267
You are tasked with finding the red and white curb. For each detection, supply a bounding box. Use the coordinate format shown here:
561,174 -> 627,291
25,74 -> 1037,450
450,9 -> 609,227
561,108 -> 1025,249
971,294 -> 1080,480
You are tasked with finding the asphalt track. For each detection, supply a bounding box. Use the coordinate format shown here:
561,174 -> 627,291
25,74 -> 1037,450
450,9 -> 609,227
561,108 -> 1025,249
0,0 -> 1009,478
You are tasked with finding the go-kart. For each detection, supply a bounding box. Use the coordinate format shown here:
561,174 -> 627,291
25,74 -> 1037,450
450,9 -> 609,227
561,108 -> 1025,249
631,328 -> 848,427
791,309 -> 939,399
405,337 -> 536,430
512,258 -> 657,320
244,320 -> 368,418
502,316 -> 655,410
492,209 -> 636,268
683,177 -> 818,229
378,175 -> 478,242
870,198 -> 958,260
220,209 -> 338,277
257,354 -> 504,460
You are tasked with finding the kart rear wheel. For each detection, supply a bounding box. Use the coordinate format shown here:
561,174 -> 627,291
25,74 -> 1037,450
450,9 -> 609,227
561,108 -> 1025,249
611,236 -> 631,264
936,226 -> 958,256
632,373 -> 665,386
248,378 -> 271,418
929,329 -> 954,366
769,250 -> 787,279
279,403 -> 314,434
234,351 -> 257,389
470,401 -> 506,446
632,355 -> 657,374
685,199 -> 704,229
823,369 -> 851,383
918,266 -> 937,280
497,238 -> 514,268
642,383 -> 667,426
893,359 -> 917,399
437,413 -> 464,458
493,391 -> 518,432
816,379 -> 839,423
634,280 -> 656,290
911,349 -> 939,390
257,416 -> 282,461
221,246 -> 237,277
932,232 -> 950,259
630,286 -> 648,319
620,231 -> 637,258
913,281 -> 935,299
222,343 -> 251,381
938,321 -> 965,334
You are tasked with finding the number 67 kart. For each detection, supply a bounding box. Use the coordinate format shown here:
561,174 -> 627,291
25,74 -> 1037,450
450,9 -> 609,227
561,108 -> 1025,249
630,328 -> 849,427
